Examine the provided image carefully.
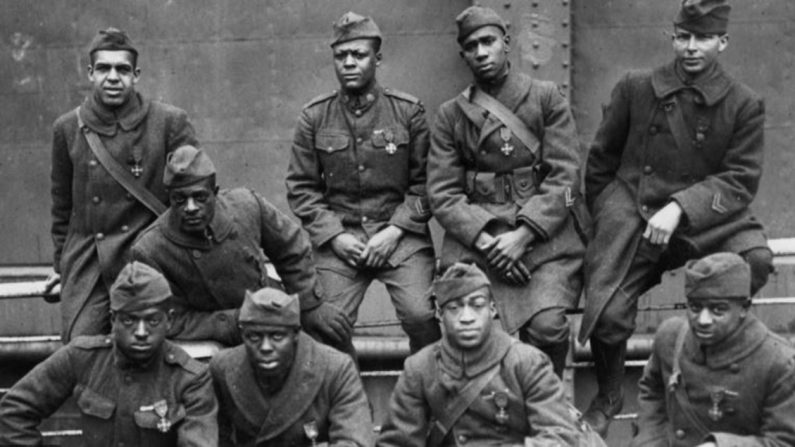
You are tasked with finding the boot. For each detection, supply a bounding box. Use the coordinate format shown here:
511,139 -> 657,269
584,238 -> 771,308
540,341 -> 569,378
403,319 -> 442,354
582,338 -> 626,438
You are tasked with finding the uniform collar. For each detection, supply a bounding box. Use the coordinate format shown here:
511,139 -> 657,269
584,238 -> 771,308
474,62 -> 511,96
438,327 -> 512,381
113,340 -> 166,371
339,82 -> 381,115
162,193 -> 234,250
79,91 -> 150,136
684,313 -> 769,369
468,67 -> 531,113
651,60 -> 733,107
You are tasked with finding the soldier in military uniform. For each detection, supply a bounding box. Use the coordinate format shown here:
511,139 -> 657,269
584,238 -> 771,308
631,253 -> 795,447
132,145 -> 352,348
427,6 -> 586,376
49,28 -> 198,341
0,261 -> 218,446
210,287 -> 373,446
377,263 -> 598,447
286,12 -> 440,354
579,0 -> 774,435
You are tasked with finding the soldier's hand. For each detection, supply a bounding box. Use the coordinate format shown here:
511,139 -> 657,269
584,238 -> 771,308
360,225 -> 404,269
643,201 -> 683,245
500,261 -> 531,285
330,233 -> 366,267
485,225 -> 535,271
474,231 -> 497,253
301,302 -> 353,347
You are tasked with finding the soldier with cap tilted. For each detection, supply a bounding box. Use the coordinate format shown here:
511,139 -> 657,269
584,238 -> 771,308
631,252 -> 795,447
210,287 -> 373,447
286,12 -> 440,355
427,5 -> 587,377
48,28 -> 198,341
579,0 -> 773,436
377,263 -> 601,447
132,145 -> 352,349
0,261 -> 218,446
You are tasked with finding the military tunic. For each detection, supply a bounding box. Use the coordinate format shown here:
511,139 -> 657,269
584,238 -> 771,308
286,84 -> 438,350
51,93 -> 197,339
210,332 -> 374,447
377,329 -> 589,446
428,71 -> 586,334
132,188 -> 322,346
580,61 -> 769,344
0,336 -> 217,446
632,315 -> 795,447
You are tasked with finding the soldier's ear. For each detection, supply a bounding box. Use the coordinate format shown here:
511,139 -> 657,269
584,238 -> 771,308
717,34 -> 729,53
375,51 -> 382,66
503,34 -> 511,53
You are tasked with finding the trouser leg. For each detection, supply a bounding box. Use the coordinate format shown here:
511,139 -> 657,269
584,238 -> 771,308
520,307 -> 570,378
315,265 -> 370,360
63,278 -> 111,342
741,247 -> 774,295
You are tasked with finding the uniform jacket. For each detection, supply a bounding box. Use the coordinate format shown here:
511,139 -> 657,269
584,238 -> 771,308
210,332 -> 374,447
580,61 -> 768,342
427,71 -> 585,332
378,329 -> 587,446
632,315 -> 795,447
285,84 -> 432,271
132,188 -> 322,346
51,93 -> 196,330
0,336 -> 217,446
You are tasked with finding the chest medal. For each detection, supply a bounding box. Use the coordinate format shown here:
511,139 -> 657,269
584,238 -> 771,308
303,420 -> 319,446
494,392 -> 510,426
707,387 -> 738,422
499,127 -> 514,157
140,399 -> 171,433
129,146 -> 144,178
384,129 -> 397,155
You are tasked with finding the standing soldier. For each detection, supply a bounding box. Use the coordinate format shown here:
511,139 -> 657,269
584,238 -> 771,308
210,287 -> 373,446
132,145 -> 352,349
49,28 -> 197,341
631,253 -> 795,447
427,5 -> 586,376
377,263 -> 599,446
0,261 -> 218,446
286,12 -> 440,354
579,0 -> 773,435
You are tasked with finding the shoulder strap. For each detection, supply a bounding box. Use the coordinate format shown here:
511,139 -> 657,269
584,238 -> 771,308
302,91 -> 337,109
469,87 -> 540,157
668,321 -> 712,435
383,88 -> 422,106
76,107 -> 166,216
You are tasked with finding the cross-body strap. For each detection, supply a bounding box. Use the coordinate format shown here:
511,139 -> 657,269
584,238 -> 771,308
468,87 -> 540,158
76,106 -> 167,216
668,320 -> 712,435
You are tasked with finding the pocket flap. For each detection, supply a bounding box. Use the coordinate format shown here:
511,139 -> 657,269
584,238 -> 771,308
371,128 -> 409,147
77,387 -> 116,420
512,166 -> 536,193
314,132 -> 349,153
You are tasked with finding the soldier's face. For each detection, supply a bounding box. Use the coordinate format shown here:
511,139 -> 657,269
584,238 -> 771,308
686,298 -> 747,346
88,50 -> 140,109
332,39 -> 381,93
241,324 -> 299,378
168,178 -> 217,235
459,26 -> 510,83
439,288 -> 496,350
112,306 -> 173,364
672,27 -> 728,76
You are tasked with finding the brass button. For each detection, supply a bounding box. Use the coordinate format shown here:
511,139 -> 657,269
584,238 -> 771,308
92,196 -> 101,204
192,250 -> 201,259
121,225 -> 129,232
649,126 -> 658,135
88,160 -> 98,167
730,363 -> 740,373
675,429 -> 685,439
641,205 -> 649,213
361,216 -> 368,223
354,109 -> 362,116
643,165 -> 653,174
96,233 -> 105,240
457,434 -> 468,443
358,165 -> 365,172
356,138 -> 363,144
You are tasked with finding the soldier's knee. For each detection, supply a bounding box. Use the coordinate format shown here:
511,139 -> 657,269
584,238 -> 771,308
741,247 -> 774,295
522,308 -> 569,346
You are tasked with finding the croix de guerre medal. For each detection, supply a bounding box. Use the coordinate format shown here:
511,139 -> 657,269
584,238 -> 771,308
384,129 -> 397,155
153,399 -> 171,433
499,127 -> 514,156
303,420 -> 319,446
707,387 -> 738,422
494,392 -> 509,426
129,146 -> 143,178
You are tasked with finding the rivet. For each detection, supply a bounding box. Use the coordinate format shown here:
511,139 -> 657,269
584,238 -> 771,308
532,1 -> 539,7
562,20 -> 569,28
532,21 -> 539,28
532,62 -> 540,69
562,0 -> 569,5
532,41 -> 540,49
562,61 -> 569,68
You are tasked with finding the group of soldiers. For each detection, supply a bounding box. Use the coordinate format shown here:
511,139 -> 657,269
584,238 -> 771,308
1,0 -> 794,446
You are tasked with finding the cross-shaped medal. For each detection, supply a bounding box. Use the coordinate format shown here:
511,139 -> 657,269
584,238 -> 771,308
130,161 -> 143,178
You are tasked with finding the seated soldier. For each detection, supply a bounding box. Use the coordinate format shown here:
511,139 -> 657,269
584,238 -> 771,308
632,252 -> 795,447
0,261 -> 218,446
132,145 -> 351,349
210,287 -> 373,446
377,262 -> 601,446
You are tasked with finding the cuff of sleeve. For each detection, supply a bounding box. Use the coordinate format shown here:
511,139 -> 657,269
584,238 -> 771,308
516,216 -> 548,241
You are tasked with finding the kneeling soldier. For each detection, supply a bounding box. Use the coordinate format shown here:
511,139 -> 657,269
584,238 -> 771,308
632,252 -> 795,446
210,287 -> 374,446
0,261 -> 218,446
378,263 -> 600,446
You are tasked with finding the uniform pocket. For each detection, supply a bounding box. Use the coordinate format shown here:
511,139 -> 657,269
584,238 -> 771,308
76,387 -> 116,420
511,166 -> 537,204
314,131 -> 350,154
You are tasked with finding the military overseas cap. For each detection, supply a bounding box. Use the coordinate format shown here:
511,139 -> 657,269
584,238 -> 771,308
238,288 -> 301,327
685,252 -> 751,300
455,5 -> 507,44
674,0 -> 731,35
88,27 -> 138,57
163,145 -> 216,188
111,261 -> 172,313
433,262 -> 492,307
331,11 -> 382,47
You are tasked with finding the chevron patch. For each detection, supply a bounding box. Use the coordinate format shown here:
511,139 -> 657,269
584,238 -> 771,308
711,193 -> 727,214
565,188 -> 575,208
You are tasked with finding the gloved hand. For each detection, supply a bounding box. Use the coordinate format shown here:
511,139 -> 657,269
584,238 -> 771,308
301,302 -> 353,348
